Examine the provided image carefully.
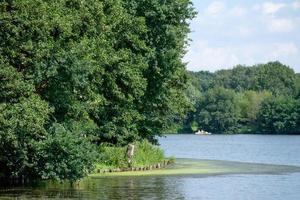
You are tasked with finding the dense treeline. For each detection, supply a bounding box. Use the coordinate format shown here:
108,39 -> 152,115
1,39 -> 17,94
0,0 -> 195,181
182,62 -> 300,134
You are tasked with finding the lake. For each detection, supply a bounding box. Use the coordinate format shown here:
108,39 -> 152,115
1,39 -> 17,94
1,134 -> 300,200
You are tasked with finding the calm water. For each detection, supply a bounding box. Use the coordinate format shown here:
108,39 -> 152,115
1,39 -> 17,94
160,134 -> 300,166
1,134 -> 300,200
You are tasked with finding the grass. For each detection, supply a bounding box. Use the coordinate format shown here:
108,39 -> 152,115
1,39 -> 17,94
94,140 -> 167,172
131,140 -> 165,167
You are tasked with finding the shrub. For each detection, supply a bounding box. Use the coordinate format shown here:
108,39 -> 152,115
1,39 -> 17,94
132,140 -> 165,167
96,140 -> 165,170
97,145 -> 128,169
37,124 -> 98,181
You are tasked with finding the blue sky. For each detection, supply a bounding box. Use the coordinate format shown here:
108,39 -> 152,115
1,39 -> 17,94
184,0 -> 300,72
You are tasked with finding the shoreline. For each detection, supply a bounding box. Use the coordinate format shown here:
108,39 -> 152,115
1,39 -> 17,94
89,158 -> 300,177
93,159 -> 174,174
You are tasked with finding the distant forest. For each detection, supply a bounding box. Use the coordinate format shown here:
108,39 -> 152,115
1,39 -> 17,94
180,61 -> 300,134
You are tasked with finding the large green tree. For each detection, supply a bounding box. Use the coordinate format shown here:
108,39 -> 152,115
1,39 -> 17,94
1,0 -> 195,144
0,0 -> 195,179
124,0 -> 196,139
0,0 -> 151,145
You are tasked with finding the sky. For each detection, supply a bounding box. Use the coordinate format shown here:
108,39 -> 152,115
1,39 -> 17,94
184,0 -> 300,72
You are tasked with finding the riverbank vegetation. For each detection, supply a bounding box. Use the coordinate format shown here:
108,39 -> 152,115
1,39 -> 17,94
181,62 -> 300,134
95,140 -> 167,171
0,0 -> 195,181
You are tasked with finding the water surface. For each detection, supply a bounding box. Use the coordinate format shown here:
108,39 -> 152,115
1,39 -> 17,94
160,134 -> 300,165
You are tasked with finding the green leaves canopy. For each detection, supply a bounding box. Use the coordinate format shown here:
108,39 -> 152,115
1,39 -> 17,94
195,87 -> 240,134
0,0 -> 195,180
258,97 -> 300,134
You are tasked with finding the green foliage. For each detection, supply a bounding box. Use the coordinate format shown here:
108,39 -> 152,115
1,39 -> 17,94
0,0 -> 195,145
124,0 -> 196,141
188,71 -> 215,93
132,140 -> 165,167
295,74 -> 300,98
195,87 -> 240,134
257,97 -> 300,134
96,140 -> 165,170
213,62 -> 297,96
238,91 -> 272,122
0,62 -> 52,178
37,124 -> 98,181
237,91 -> 272,133
98,146 -> 128,169
0,0 -> 194,180
183,62 -> 300,134
0,65 -> 97,181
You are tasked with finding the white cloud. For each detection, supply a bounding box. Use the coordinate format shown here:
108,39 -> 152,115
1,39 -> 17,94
185,1 -> 300,72
253,4 -> 261,11
268,18 -> 294,32
184,41 -> 240,71
237,27 -> 254,37
291,1 -> 300,9
270,43 -> 298,57
184,42 -> 300,72
205,1 -> 225,16
255,2 -> 286,15
230,6 -> 248,17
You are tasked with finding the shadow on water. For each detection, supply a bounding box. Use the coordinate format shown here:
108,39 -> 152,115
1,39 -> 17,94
0,176 -> 185,200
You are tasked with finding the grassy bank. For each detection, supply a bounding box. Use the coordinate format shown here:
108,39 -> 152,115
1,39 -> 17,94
94,140 -> 172,173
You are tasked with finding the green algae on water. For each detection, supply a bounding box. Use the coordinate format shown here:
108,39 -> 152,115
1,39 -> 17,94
89,158 -> 300,177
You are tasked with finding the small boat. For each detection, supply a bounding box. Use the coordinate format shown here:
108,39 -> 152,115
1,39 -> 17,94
195,130 -> 211,135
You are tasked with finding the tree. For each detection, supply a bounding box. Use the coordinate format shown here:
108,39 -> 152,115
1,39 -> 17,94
37,124 -> 97,181
124,0 -> 196,140
0,61 -> 52,178
257,96 -> 300,134
213,62 -> 297,96
214,65 -> 256,92
195,87 -> 240,134
183,62 -> 299,134
237,91 -> 272,133
254,62 -> 297,96
295,74 -> 300,98
0,0 -> 196,180
1,0 -> 195,145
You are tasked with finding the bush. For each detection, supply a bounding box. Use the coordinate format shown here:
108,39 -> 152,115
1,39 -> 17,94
257,96 -> 300,134
0,64 -> 52,179
96,140 -> 165,170
37,124 -> 98,181
97,146 -> 128,169
132,140 -> 165,167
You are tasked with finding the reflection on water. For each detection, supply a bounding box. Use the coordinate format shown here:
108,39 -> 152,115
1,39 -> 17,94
0,177 -> 185,200
1,172 -> 300,200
